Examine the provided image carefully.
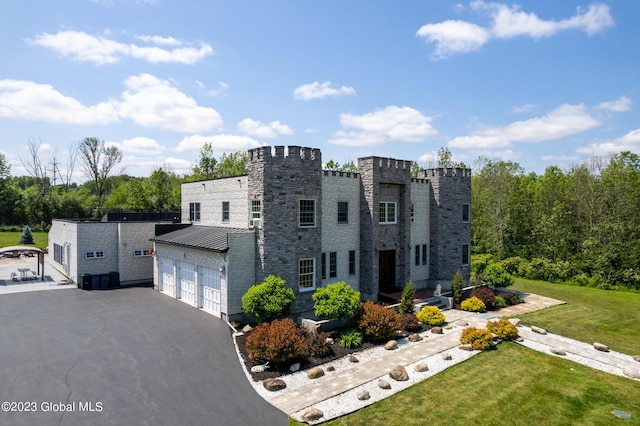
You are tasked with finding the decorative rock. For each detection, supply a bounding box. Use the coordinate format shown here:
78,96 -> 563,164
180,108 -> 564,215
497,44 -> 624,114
459,344 -> 474,351
444,325 -> 454,330
431,326 -> 443,334
357,390 -> 370,400
378,379 -> 391,389
307,367 -> 325,379
515,336 -> 524,342
408,333 -> 423,342
509,318 -> 521,327
414,363 -> 429,372
384,340 -> 398,350
550,347 -> 566,356
389,365 -> 409,381
488,318 -> 500,324
491,333 -> 499,339
593,342 -> 609,352
634,355 -> 640,363
325,337 -> 334,345
289,363 -> 300,373
348,355 -> 359,363
531,326 -> 547,335
302,408 -> 324,422
327,365 -> 335,372
456,320 -> 468,327
241,324 -> 253,333
622,368 -> 640,379
442,353 -> 452,361
263,378 -> 287,392
251,362 -> 270,373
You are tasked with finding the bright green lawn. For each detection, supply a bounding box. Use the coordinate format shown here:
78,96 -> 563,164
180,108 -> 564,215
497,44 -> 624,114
511,278 -> 640,355
0,232 -> 48,250
291,343 -> 640,426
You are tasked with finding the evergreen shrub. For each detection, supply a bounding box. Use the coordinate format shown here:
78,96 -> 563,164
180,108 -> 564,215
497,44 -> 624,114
398,280 -> 416,314
416,305 -> 446,326
494,296 -> 507,308
482,263 -> 514,288
486,318 -> 519,341
461,296 -> 486,312
241,275 -> 295,323
313,281 -> 361,320
460,327 -> 493,351
452,271 -> 464,305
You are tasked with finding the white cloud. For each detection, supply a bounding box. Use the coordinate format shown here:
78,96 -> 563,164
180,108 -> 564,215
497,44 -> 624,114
237,118 -> 293,138
136,35 -> 182,46
449,103 -> 600,149
293,81 -> 355,100
197,81 -> 229,97
0,74 -> 223,133
108,137 -> 166,155
540,154 -> 580,162
595,96 -> 632,112
329,106 -> 438,147
29,30 -> 213,65
577,129 -> 640,155
511,103 -> 536,114
118,74 -> 222,132
0,79 -> 119,124
175,134 -> 263,153
417,2 -> 614,59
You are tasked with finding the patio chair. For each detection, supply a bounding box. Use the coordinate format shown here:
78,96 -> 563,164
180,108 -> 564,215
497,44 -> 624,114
11,272 -> 18,281
31,270 -> 38,279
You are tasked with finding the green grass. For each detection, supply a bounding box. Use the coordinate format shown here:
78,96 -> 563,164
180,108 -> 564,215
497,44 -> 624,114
291,343 -> 640,426
0,232 -> 48,250
511,278 -> 640,355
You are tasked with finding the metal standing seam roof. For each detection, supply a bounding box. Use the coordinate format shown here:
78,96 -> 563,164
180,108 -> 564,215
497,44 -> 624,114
150,226 -> 253,252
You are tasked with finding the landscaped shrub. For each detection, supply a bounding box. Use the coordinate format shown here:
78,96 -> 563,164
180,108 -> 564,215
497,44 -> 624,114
18,225 -> 34,245
460,327 -> 493,351
461,296 -> 486,312
499,292 -> 516,306
486,318 -> 519,341
416,305 -> 446,326
241,275 -> 295,323
471,287 -> 496,310
398,279 -> 416,314
312,281 -> 362,320
494,296 -> 507,308
304,330 -> 333,358
245,318 -> 305,364
338,329 -> 363,349
357,301 -> 400,342
482,263 -> 514,288
512,293 -> 524,304
471,253 -> 494,275
452,270 -> 464,306
399,313 -> 422,332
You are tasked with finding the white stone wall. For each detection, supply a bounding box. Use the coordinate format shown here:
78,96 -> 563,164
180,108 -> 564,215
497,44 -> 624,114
320,173 -> 361,291
182,176 -> 250,228
48,220 -> 77,281
410,181 -> 430,289
117,222 -> 156,284
76,222 -> 119,282
226,232 -> 256,319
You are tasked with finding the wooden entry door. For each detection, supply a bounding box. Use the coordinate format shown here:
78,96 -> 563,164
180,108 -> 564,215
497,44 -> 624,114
378,250 -> 396,292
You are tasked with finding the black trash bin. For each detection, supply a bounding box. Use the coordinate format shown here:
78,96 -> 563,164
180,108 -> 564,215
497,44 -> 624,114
81,274 -> 92,290
109,271 -> 120,288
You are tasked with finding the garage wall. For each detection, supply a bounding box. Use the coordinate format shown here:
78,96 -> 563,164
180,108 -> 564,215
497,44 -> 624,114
117,222 -> 156,284
226,232 -> 256,320
182,176 -> 250,228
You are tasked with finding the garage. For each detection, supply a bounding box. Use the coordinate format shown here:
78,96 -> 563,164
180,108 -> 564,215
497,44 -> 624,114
159,257 -> 175,297
199,266 -> 221,316
177,260 -> 196,306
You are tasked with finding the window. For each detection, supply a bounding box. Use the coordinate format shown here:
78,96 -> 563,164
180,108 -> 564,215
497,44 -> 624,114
189,202 -> 201,222
379,202 -> 397,224
53,243 -> 64,264
85,251 -> 104,259
299,199 -> 316,227
410,204 -> 415,222
462,204 -> 470,223
337,201 -> 348,224
349,250 -> 356,275
134,249 -> 151,257
95,251 -> 105,258
462,244 -> 470,266
329,252 -> 337,278
299,258 -> 315,291
222,201 -> 230,222
422,244 -> 427,265
251,200 -> 261,219
415,245 -> 420,266
321,253 -> 327,279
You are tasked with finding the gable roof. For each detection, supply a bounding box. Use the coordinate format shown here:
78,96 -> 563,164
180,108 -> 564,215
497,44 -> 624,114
151,226 -> 252,252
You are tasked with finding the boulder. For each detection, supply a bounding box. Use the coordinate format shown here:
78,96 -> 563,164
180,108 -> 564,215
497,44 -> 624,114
302,408 -> 324,422
325,337 -> 334,345
289,363 -> 300,373
593,342 -> 609,352
378,379 -> 391,389
384,340 -> 398,350
442,353 -> 452,361
348,355 -> 359,363
389,365 -> 409,381
357,390 -> 370,400
531,326 -> 547,335
456,320 -> 468,327
634,355 -> 640,363
431,326 -> 443,335
414,363 -> 429,372
408,333 -> 423,342
515,336 -> 524,342
263,378 -> 287,392
488,318 -> 500,324
459,344 -> 474,351
241,324 -> 253,333
327,365 -> 335,372
307,367 -> 325,379
509,318 -> 521,327
444,325 -> 454,330
622,368 -> 640,379
550,347 -> 566,356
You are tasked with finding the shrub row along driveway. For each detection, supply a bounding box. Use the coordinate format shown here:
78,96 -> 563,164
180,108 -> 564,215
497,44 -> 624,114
0,287 -> 287,426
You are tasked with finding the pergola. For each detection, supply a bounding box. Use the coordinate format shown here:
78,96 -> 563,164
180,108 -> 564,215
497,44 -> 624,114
0,246 -> 45,281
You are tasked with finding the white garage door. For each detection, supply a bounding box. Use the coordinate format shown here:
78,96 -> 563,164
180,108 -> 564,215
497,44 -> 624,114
159,258 -> 175,297
199,266 -> 221,316
177,261 -> 196,306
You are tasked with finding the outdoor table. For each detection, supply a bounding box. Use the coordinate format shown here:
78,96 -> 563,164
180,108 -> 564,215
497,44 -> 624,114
18,268 -> 30,279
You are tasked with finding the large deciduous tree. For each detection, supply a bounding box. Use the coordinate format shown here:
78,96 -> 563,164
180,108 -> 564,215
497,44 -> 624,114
78,137 -> 123,210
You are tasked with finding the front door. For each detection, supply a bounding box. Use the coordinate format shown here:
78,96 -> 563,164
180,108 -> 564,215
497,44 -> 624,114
378,250 -> 396,292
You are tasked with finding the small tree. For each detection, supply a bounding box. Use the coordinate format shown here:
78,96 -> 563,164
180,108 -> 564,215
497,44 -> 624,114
483,263 -> 515,288
241,275 -> 295,323
452,271 -> 464,306
398,279 -> 416,314
313,281 -> 361,320
18,225 -> 34,245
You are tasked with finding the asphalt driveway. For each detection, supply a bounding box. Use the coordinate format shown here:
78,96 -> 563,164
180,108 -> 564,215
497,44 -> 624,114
0,287 -> 287,426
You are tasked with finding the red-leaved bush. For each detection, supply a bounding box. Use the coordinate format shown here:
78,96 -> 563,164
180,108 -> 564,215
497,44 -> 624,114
471,286 -> 496,310
245,318 -> 305,364
358,301 -> 400,342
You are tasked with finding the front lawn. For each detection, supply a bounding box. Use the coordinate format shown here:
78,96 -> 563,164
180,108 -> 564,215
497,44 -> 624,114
0,231 -> 48,250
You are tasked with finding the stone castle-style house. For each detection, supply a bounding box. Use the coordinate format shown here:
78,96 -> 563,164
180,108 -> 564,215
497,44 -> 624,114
151,146 -> 471,322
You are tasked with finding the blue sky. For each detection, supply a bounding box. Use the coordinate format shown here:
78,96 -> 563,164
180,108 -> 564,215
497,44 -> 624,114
0,0 -> 638,182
